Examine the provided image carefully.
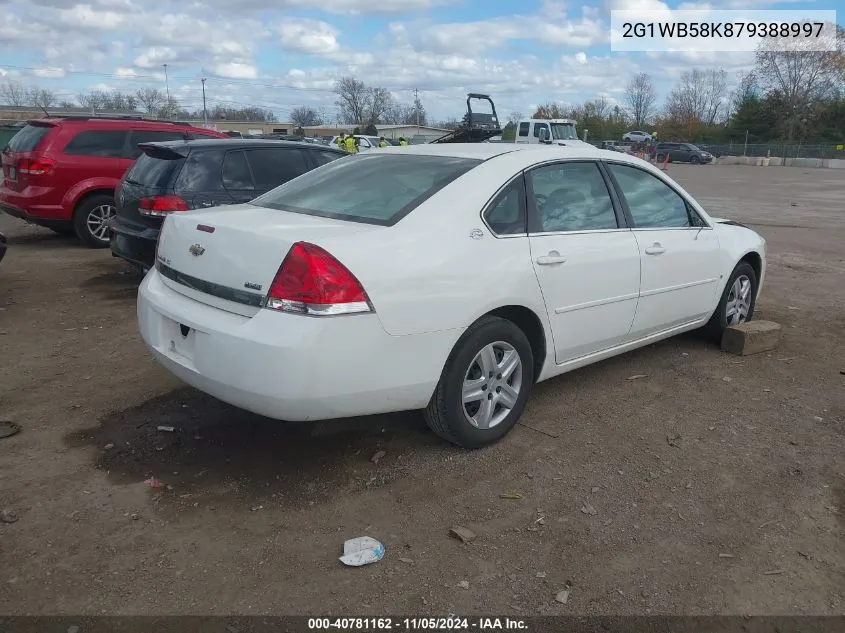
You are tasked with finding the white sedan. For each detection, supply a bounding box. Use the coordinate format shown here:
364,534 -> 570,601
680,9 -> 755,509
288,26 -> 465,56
137,144 -> 766,448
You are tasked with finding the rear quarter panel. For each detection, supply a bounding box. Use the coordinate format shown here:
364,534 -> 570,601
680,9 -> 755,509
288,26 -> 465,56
315,152 -> 552,340
62,175 -> 121,213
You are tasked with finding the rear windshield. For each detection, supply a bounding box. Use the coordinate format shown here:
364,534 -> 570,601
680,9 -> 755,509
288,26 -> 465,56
6,124 -> 51,152
251,154 -> 481,225
124,152 -> 185,187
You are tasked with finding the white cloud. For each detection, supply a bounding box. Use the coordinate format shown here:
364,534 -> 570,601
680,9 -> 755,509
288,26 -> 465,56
278,19 -> 340,55
33,67 -> 66,78
213,62 -> 258,79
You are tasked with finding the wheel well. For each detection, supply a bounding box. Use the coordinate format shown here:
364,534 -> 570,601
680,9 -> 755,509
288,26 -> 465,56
486,305 -> 547,382
741,251 -> 762,282
74,189 -> 115,215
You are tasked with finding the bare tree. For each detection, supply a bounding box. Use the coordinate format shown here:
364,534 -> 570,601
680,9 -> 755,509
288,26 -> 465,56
58,99 -> 75,109
27,87 -> 56,109
507,111 -> 523,125
77,90 -> 108,113
755,27 -> 845,140
532,102 -> 567,119
290,106 -> 324,129
0,81 -> 29,106
335,76 -> 370,125
334,76 -> 395,126
664,68 -> 728,125
625,72 -> 656,127
135,88 -> 164,115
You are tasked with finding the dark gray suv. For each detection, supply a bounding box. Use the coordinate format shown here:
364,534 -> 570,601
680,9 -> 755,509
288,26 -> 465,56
654,142 -> 713,164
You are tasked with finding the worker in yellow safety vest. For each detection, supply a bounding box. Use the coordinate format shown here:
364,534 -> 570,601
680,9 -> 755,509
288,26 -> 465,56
398,137 -> 408,146
336,133 -> 346,150
344,134 -> 358,154
378,136 -> 389,148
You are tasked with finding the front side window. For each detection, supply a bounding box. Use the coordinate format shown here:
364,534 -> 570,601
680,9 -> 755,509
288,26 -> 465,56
527,162 -> 618,233
252,154 -> 481,225
533,123 -> 549,138
63,131 -> 127,158
607,163 -> 694,228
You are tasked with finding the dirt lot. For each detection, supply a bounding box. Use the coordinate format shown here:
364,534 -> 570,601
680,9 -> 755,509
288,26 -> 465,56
0,164 -> 843,616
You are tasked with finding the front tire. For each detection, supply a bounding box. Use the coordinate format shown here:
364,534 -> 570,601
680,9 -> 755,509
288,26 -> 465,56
73,194 -> 116,249
424,316 -> 534,449
702,261 -> 757,342
690,155 -> 701,164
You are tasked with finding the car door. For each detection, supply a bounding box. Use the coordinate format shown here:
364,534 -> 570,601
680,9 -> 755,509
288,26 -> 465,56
172,147 -> 229,209
605,161 -> 722,338
221,150 -> 256,204
60,129 -> 128,186
525,160 -> 642,363
244,147 -> 310,195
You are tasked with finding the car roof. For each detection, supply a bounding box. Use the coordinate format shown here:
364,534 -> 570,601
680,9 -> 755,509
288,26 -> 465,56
143,138 -> 346,152
34,117 -> 212,129
375,142 -> 642,166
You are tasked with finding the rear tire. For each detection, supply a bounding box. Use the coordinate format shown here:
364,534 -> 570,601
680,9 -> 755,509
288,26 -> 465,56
702,261 -> 757,343
424,316 -> 534,449
73,194 -> 116,249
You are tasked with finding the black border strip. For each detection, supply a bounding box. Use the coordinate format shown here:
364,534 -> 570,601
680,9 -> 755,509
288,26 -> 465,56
156,261 -> 264,308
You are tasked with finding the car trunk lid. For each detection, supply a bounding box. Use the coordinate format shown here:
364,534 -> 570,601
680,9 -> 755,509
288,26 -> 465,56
1,121 -> 55,192
116,143 -> 189,232
155,204 -> 383,316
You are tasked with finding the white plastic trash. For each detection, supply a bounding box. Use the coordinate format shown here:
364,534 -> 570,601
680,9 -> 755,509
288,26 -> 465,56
339,536 -> 385,567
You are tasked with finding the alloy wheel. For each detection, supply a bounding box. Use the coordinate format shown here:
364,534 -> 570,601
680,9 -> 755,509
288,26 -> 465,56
725,274 -> 752,325
461,341 -> 523,429
86,204 -> 116,243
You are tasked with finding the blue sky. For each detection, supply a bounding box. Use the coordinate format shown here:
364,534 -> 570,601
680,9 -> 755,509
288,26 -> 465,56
0,0 -> 835,123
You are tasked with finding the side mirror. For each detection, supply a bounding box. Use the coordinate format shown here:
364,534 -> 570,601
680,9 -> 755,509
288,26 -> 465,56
538,127 -> 551,144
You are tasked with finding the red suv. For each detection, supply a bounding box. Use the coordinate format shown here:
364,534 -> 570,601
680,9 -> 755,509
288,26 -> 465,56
0,117 -> 227,247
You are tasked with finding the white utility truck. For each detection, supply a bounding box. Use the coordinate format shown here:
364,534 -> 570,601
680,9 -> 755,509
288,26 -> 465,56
512,118 -> 593,148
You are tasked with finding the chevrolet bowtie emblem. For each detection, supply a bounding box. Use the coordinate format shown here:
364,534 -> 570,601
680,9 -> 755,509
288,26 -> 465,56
189,243 -> 206,256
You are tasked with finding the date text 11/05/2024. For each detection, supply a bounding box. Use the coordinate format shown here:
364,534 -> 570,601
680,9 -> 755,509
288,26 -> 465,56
621,21 -> 826,39
307,617 -> 528,630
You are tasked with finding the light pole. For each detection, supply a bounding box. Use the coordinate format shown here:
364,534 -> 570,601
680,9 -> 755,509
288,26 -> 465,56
201,77 -> 208,126
162,63 -> 170,119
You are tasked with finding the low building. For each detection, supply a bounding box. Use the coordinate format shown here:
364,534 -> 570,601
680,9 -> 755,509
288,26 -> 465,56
376,124 -> 452,143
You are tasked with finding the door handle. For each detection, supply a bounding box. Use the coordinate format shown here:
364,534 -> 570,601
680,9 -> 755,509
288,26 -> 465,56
536,253 -> 567,265
644,243 -> 665,255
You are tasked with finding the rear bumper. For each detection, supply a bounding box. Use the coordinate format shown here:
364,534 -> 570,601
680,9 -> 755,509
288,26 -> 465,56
0,186 -> 68,221
110,221 -> 159,271
137,269 -> 458,421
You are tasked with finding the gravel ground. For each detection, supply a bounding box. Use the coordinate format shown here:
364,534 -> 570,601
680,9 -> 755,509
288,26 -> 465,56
0,163 -> 843,616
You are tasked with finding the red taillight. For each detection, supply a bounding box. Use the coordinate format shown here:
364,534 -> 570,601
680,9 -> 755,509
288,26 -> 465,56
18,157 -> 54,175
265,242 -> 372,316
139,195 -> 189,217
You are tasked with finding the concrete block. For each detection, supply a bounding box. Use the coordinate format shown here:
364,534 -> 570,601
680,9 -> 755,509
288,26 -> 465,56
721,320 -> 782,356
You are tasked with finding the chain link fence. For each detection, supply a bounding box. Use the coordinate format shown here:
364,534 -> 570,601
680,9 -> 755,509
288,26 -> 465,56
705,141 -> 845,159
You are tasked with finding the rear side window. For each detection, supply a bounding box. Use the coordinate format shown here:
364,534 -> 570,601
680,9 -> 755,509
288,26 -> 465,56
124,152 -> 185,187
309,150 -> 344,166
128,130 -> 187,158
244,148 -> 309,188
174,149 -> 226,191
63,131 -> 127,158
7,124 -> 51,152
252,154 -> 481,226
518,122 -> 529,137
222,151 -> 253,189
